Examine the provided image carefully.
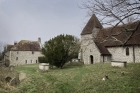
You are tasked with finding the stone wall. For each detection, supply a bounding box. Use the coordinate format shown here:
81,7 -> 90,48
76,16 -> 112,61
133,46 -> 140,63
100,56 -> 111,62
81,34 -> 101,64
10,51 -> 43,66
107,47 -> 134,63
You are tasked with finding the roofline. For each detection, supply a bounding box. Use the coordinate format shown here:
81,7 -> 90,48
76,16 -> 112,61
105,44 -> 140,47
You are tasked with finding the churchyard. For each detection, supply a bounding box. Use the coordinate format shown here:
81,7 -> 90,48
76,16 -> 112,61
0,62 -> 140,93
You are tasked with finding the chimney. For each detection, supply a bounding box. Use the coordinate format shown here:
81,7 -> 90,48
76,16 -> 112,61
38,37 -> 41,43
14,41 -> 18,45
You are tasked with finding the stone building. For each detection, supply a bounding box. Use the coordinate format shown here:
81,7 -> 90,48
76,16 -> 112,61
4,38 -> 43,66
79,14 -> 140,64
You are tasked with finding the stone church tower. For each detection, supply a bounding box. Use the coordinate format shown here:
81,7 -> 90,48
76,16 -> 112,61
79,14 -> 103,64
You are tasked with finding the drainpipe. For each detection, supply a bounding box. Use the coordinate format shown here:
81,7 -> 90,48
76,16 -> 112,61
133,46 -> 135,63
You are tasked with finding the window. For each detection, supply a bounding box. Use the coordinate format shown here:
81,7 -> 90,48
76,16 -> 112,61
17,52 -> 19,54
16,57 -> 18,60
32,51 -> 34,54
31,60 -> 32,63
36,60 -> 38,63
126,47 -> 129,56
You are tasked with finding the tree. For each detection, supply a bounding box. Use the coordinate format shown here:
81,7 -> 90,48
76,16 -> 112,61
82,0 -> 140,44
0,42 -> 6,61
42,34 -> 80,68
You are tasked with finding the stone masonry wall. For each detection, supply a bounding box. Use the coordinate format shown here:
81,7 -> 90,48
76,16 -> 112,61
10,51 -> 43,66
81,34 -> 101,64
134,46 -> 140,63
107,47 -> 133,63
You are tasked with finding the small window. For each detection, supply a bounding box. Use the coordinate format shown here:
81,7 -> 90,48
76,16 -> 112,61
16,57 -> 18,60
17,52 -> 19,54
31,60 -> 32,63
36,60 -> 38,63
126,47 -> 129,56
32,51 -> 34,54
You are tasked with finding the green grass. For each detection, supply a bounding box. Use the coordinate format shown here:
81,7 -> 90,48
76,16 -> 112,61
1,62 -> 140,93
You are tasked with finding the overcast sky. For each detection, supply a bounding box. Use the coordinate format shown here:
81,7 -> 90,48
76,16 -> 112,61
0,0 -> 89,44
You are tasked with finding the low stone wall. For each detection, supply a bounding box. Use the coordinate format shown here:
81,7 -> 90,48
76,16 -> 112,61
111,61 -> 127,67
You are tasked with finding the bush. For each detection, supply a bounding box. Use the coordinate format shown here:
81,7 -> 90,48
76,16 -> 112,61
38,57 -> 47,63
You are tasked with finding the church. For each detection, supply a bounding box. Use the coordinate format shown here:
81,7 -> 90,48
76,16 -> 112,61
79,14 -> 140,64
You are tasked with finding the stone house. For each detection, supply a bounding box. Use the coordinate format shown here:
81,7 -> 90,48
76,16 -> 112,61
4,38 -> 43,66
79,14 -> 140,64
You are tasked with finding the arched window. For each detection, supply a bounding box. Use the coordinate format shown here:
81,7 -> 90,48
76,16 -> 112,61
126,47 -> 129,56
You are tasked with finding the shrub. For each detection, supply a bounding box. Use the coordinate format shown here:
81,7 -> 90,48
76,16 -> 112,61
38,57 -> 47,63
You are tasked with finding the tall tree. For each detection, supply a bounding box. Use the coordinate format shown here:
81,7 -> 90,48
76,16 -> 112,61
42,34 -> 80,68
82,0 -> 140,45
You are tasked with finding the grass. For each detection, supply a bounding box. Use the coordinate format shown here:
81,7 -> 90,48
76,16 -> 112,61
0,62 -> 140,93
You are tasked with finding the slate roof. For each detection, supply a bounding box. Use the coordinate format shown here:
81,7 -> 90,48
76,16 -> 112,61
9,40 -> 41,51
81,14 -> 103,35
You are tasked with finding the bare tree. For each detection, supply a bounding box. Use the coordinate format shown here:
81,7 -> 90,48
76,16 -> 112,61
82,0 -> 140,45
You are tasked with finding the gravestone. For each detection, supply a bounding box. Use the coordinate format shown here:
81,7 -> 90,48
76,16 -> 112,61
19,72 -> 26,81
10,77 -> 20,86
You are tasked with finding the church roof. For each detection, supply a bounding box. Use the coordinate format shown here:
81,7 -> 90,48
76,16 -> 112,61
95,42 -> 111,55
81,14 -> 103,35
9,40 -> 41,51
96,21 -> 140,47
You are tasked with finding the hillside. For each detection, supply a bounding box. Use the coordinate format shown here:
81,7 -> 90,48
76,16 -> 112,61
0,63 -> 140,93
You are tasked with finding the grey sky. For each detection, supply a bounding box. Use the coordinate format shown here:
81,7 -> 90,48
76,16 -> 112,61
0,0 -> 89,44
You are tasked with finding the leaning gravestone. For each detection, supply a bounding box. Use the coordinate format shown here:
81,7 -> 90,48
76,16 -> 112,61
10,77 -> 20,86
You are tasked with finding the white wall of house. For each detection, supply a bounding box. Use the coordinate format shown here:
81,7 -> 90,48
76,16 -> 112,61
10,51 -> 43,66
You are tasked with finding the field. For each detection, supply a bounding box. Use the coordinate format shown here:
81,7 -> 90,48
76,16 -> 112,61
0,62 -> 140,93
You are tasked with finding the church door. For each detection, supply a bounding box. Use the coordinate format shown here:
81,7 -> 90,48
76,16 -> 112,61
90,55 -> 94,64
